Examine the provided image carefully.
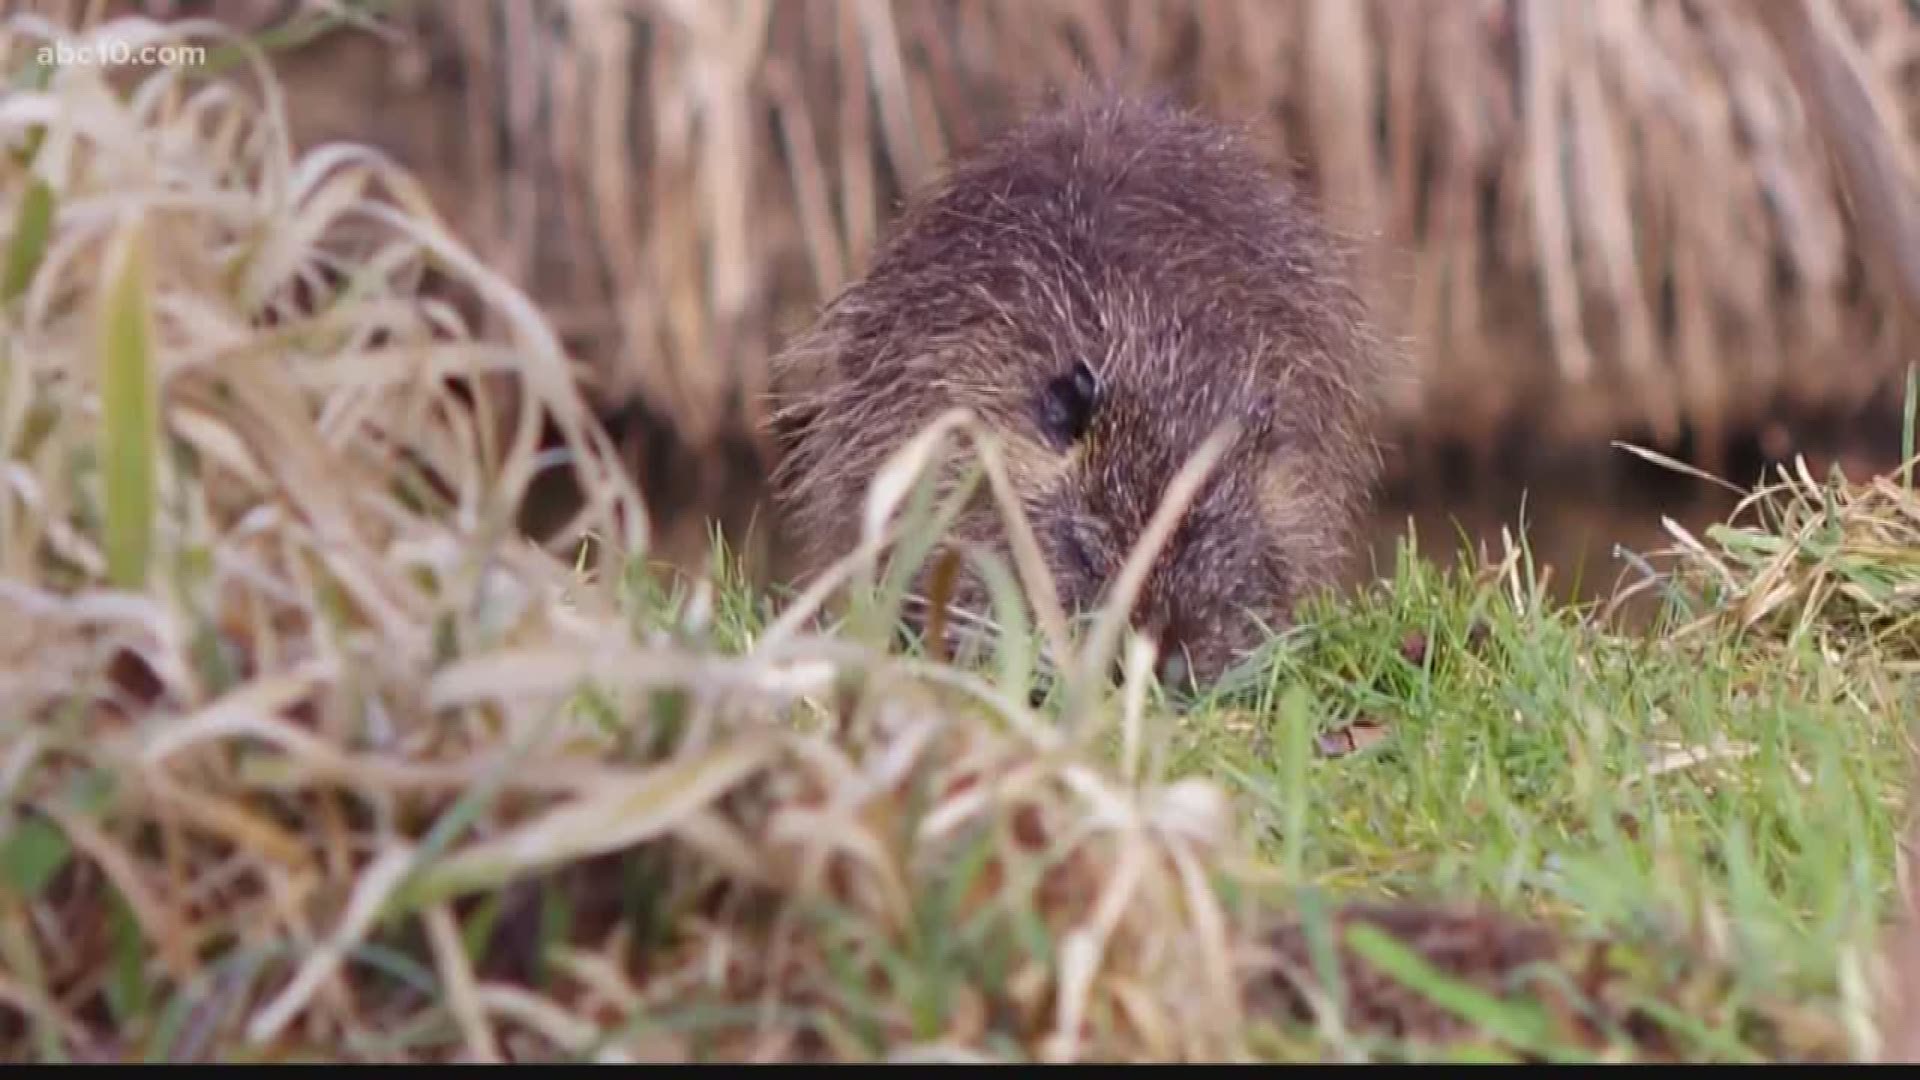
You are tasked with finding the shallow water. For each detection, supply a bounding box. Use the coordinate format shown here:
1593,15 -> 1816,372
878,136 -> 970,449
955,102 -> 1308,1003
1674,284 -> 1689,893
521,410 -> 1903,640
1360,426 -> 1908,627
1359,483 -> 1741,626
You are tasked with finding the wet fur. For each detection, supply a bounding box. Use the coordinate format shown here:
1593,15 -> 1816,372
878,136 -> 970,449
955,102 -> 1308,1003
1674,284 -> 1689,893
766,92 -> 1390,685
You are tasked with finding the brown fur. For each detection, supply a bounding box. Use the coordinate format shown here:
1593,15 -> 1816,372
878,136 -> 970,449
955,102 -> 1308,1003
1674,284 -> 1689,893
766,92 -> 1390,686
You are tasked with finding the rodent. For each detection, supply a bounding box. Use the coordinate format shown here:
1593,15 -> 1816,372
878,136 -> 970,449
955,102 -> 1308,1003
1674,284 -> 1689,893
765,92 -> 1389,689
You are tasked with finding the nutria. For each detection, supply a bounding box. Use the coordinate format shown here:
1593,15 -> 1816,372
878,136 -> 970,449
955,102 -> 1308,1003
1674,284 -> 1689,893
766,93 -> 1390,688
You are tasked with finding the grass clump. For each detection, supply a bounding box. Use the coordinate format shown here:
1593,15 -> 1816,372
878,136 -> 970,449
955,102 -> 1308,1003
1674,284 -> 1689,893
0,11 -> 1914,1065
0,15 -> 1264,1063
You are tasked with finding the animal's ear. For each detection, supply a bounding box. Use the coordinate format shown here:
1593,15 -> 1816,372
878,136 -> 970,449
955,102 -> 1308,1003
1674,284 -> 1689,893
1036,360 -> 1101,449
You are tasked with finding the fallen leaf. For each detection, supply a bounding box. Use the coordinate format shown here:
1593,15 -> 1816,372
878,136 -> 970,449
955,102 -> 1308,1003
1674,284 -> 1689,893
1316,716 -> 1390,758
1399,630 -> 1430,667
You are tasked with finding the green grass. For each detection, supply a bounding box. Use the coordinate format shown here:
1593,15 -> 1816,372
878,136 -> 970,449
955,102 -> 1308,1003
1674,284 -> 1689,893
616,488 -> 1914,1061
1197,533 -> 1905,939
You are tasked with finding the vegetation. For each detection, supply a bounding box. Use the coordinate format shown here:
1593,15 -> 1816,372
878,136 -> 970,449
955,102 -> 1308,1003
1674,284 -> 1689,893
299,0 -> 1920,515
2,11 -> 1917,1064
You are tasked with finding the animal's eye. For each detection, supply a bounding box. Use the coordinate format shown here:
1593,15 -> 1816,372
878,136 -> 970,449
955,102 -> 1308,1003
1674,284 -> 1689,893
1061,524 -> 1100,579
1037,360 -> 1101,449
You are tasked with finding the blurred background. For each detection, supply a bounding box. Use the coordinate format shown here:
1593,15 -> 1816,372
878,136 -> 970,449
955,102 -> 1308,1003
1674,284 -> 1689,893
42,0 -> 1920,610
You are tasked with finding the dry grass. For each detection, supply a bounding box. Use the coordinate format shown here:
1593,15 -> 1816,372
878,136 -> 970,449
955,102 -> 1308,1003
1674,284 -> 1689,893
170,0 -> 1920,509
0,13 -> 1292,1062
1621,377 -> 1920,669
